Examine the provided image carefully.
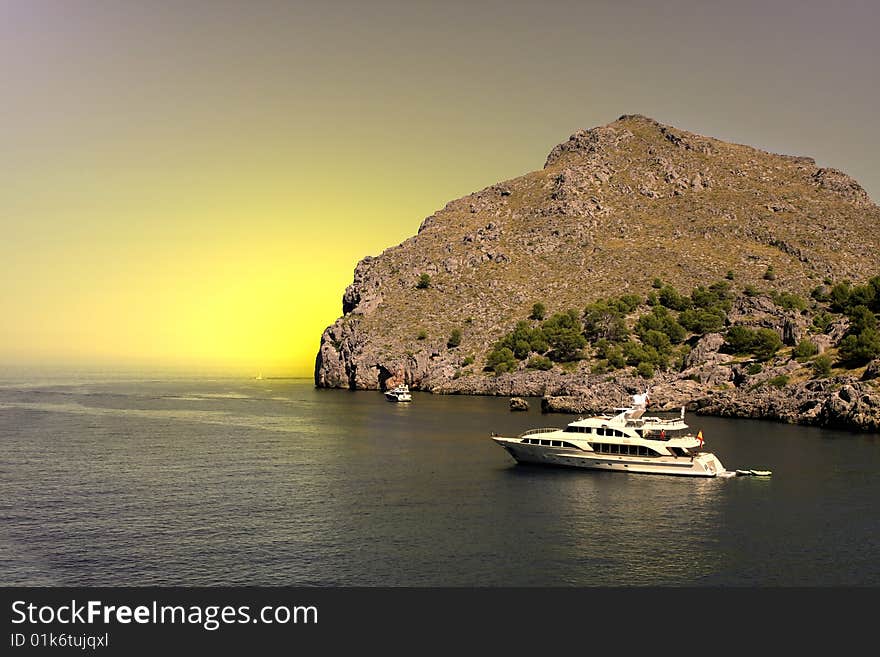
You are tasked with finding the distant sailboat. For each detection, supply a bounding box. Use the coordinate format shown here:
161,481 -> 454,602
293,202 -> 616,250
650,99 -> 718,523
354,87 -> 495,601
254,373 -> 263,380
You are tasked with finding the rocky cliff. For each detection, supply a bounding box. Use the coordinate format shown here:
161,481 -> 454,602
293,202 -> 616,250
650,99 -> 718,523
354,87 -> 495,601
315,114 -> 880,431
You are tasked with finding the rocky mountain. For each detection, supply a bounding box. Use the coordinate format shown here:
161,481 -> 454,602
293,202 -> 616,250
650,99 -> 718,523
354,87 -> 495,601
315,114 -> 880,431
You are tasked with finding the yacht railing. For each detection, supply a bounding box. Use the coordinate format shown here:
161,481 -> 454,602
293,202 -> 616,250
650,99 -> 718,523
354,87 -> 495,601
518,427 -> 562,437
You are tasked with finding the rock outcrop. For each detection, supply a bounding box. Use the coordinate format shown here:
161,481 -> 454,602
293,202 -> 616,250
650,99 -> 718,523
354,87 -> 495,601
509,397 -> 530,412
315,114 -> 880,432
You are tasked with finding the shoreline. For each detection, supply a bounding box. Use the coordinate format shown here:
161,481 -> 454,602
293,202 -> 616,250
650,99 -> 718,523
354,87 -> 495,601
314,371 -> 880,434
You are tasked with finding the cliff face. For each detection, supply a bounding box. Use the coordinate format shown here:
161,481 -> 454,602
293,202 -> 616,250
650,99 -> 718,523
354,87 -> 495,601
315,114 -> 880,430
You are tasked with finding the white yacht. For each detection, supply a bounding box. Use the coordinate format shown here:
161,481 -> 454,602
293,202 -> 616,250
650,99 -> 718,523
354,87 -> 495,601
491,393 -> 728,477
384,384 -> 412,402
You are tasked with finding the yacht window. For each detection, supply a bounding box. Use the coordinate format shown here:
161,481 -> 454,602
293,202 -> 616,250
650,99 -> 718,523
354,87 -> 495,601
540,440 -> 551,446
551,440 -> 561,447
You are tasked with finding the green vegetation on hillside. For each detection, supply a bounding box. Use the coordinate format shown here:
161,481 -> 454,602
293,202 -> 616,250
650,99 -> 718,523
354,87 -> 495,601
481,272 -> 880,378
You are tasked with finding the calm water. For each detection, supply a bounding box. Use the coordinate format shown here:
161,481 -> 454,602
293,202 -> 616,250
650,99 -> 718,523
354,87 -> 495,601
1,374 -> 879,586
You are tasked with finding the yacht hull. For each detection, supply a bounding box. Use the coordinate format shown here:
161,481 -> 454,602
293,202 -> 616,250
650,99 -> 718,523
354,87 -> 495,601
493,437 -> 726,478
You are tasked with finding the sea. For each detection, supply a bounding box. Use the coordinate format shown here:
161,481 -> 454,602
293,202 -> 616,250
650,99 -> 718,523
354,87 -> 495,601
1,373 -> 879,587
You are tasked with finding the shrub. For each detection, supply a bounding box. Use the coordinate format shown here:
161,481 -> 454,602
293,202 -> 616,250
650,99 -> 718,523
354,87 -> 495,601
416,273 -> 431,289
752,329 -> 783,360
743,284 -> 760,297
646,292 -> 659,306
746,362 -> 763,375
594,340 -> 626,369
635,306 -> 686,344
416,329 -> 428,340
838,328 -> 880,364
724,326 -> 781,360
811,285 -> 831,302
641,329 -> 672,353
529,302 -> 546,321
829,282 -> 851,312
582,300 -> 629,343
837,305 -> 880,364
529,334 -> 549,354
767,374 -> 789,388
725,326 -> 756,354
526,355 -> 553,371
813,354 -> 833,378
792,339 -> 819,360
485,347 -> 517,374
763,266 -> 776,281
848,305 -> 877,334
658,285 -> 691,311
726,270 -> 735,280
447,329 -> 462,348
848,278 -> 880,312
770,291 -> 808,311
493,320 -> 549,360
614,294 -> 642,314
513,339 -> 531,360
679,308 -> 726,334
812,311 -> 833,333
637,362 -> 655,379
461,355 -> 475,366
542,310 -> 587,361
622,341 -> 668,370
691,281 -> 734,311
607,349 -> 627,369
652,278 -> 663,289
672,344 -> 692,372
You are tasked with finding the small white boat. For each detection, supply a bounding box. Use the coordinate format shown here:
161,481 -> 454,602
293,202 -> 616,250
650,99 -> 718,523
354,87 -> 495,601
491,392 -> 728,477
737,469 -> 772,477
384,384 -> 412,402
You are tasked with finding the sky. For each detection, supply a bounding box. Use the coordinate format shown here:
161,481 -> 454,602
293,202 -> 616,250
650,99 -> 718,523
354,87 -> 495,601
2,0 -> 877,377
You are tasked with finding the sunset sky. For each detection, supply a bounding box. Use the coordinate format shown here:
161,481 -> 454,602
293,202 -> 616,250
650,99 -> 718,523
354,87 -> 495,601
2,0 -> 877,377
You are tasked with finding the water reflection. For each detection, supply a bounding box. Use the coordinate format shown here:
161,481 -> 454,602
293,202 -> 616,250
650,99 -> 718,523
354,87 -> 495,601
1,378 -> 878,586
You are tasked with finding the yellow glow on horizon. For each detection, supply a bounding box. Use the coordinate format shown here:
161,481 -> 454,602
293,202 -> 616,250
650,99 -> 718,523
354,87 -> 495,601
5,3 -> 876,375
